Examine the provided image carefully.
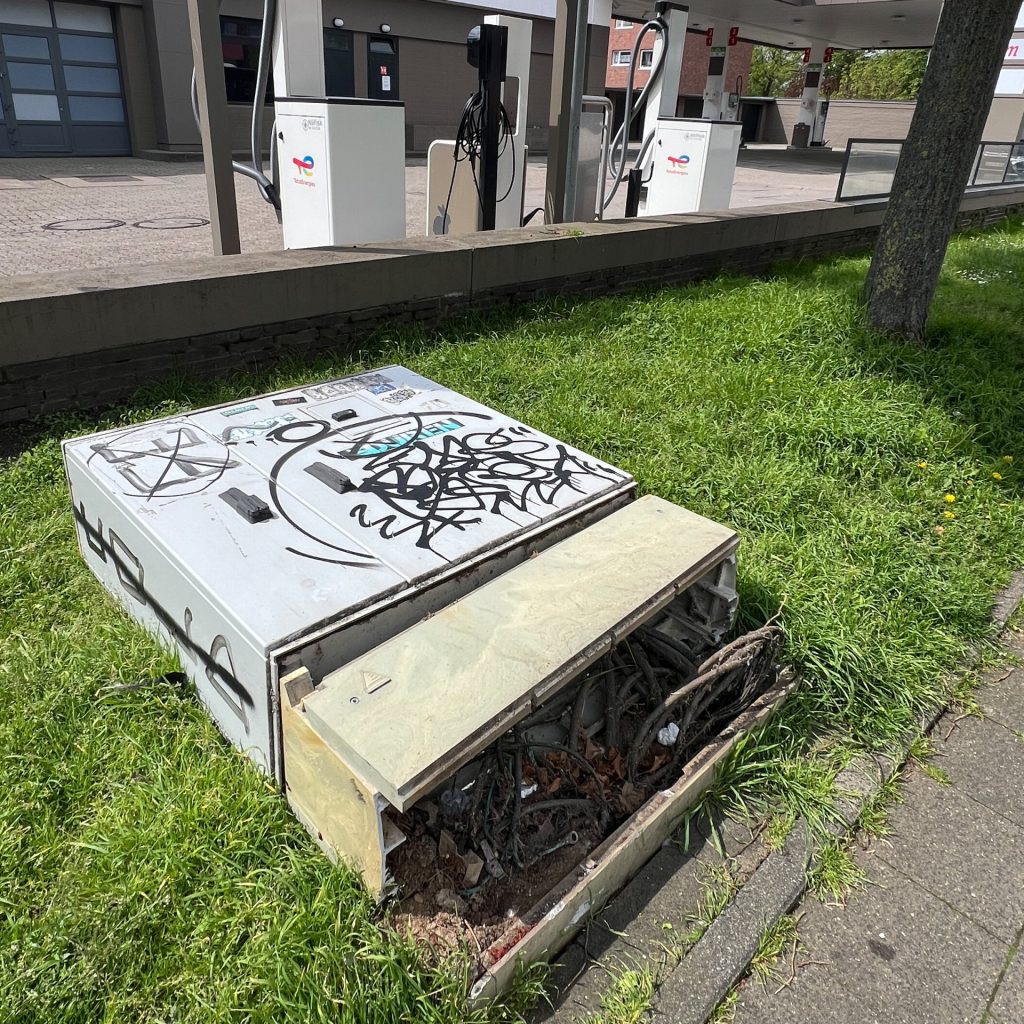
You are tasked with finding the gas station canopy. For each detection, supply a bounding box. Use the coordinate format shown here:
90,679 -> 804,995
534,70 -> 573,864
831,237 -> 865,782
450,0 -> 945,50
609,0 -> 943,51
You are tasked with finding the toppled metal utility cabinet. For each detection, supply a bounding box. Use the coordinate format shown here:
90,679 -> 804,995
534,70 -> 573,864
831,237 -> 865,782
64,366 -> 785,998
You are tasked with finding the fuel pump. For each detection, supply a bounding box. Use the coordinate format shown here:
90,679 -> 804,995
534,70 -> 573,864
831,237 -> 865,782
606,3 -> 742,219
191,0 -> 407,249
271,0 -> 406,248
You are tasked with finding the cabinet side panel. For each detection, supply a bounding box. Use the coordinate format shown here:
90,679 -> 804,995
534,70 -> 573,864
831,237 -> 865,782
280,688 -> 385,893
65,455 -> 277,777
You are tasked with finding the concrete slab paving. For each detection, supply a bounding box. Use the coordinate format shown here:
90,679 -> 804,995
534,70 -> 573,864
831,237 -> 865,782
934,714 -> 1024,829
45,174 -> 169,188
725,636 -> 1024,1024
735,855 -> 1007,1024
731,957 -> 896,1024
988,943 -> 1024,1023
976,662 -> 1024,735
655,825 -> 809,1024
872,771 -> 1024,944
541,842 -> 705,1023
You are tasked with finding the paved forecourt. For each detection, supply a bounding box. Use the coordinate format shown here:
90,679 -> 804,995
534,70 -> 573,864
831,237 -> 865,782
0,149 -> 840,277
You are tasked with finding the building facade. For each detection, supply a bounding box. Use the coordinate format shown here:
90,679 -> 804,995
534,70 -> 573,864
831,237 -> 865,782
0,0 -> 609,157
984,4 -> 1024,140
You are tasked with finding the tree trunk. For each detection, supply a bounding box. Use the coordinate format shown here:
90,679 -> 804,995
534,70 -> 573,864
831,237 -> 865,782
863,0 -> 1019,341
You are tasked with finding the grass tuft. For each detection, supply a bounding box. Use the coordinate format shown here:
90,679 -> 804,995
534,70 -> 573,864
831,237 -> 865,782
808,841 -> 865,904
584,965 -> 658,1024
750,914 -> 801,986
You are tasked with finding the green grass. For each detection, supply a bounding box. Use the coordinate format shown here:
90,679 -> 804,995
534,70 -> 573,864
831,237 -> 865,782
808,840 -> 865,904
4,220 -> 1024,1020
750,913 -> 801,987
583,965 -> 657,1024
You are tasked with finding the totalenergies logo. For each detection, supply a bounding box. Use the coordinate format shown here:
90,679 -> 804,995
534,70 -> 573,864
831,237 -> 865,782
667,154 -> 690,168
292,154 -> 314,177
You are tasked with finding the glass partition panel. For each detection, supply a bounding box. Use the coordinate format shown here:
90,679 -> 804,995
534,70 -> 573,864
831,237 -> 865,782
1007,144 -> 1024,184
837,141 -> 903,200
975,144 -> 1012,184
838,139 -> 1024,201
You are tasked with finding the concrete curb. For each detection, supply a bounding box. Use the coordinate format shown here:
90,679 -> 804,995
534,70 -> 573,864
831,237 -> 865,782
654,824 -> 812,1024
644,568 -> 1024,1024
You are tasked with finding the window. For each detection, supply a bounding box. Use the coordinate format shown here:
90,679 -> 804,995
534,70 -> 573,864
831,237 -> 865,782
54,2 -> 112,32
639,49 -> 653,69
997,67 -> 1024,95
63,64 -> 120,92
59,33 -> 116,63
8,61 -> 56,90
220,16 -> 272,104
12,92 -> 60,120
68,94 -> 124,121
614,18 -> 633,28
2,0 -> 52,27
611,50 -> 631,66
2,34 -> 50,59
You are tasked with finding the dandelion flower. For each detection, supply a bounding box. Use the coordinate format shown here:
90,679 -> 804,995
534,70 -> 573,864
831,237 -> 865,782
943,510 -> 956,520
944,494 -> 956,504
993,472 -> 1003,481
916,461 -> 928,469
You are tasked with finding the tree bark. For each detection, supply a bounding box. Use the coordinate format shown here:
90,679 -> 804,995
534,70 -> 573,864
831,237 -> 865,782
863,0 -> 1019,341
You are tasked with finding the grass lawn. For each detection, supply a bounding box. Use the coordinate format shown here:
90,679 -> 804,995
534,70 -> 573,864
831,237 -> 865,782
3,221 -> 1024,1021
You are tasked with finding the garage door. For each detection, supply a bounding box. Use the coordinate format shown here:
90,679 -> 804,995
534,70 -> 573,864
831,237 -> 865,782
0,0 -> 129,155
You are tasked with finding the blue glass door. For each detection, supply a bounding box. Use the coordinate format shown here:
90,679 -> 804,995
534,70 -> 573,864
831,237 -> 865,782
0,27 -> 71,152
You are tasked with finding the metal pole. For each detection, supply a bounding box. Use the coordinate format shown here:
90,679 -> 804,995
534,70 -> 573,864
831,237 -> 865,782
545,0 -> 587,224
186,0 -> 242,255
562,9 -> 587,221
479,24 -> 508,231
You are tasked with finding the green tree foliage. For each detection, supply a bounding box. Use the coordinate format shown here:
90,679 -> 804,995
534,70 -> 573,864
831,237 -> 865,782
747,45 -> 803,96
830,49 -> 929,100
749,45 -> 929,101
822,49 -> 863,96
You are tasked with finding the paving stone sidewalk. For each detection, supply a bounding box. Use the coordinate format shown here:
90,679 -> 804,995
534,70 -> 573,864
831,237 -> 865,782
730,629 -> 1024,1024
0,148 -> 839,277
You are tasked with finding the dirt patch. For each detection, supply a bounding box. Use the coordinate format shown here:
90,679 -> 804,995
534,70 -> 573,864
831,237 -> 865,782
389,827 -> 595,959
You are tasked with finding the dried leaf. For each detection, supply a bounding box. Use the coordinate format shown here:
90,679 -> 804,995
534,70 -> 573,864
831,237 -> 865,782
619,781 -> 646,814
